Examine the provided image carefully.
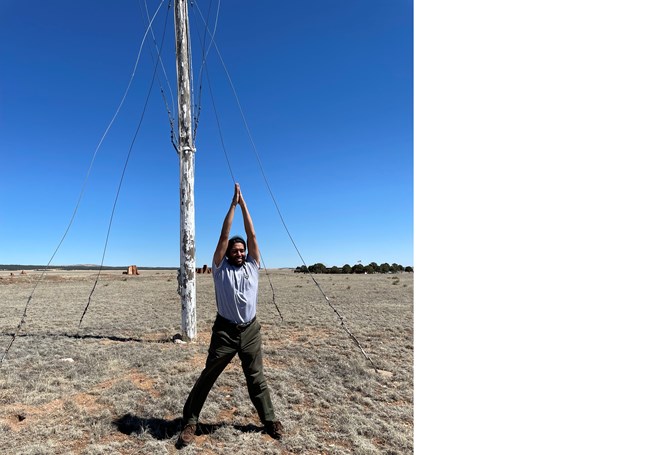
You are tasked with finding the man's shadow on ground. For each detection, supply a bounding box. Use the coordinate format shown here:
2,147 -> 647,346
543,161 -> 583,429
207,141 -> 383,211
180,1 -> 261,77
112,413 -> 263,441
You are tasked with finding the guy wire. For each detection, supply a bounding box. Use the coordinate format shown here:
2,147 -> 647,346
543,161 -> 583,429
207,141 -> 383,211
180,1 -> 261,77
79,2 -> 170,328
141,0 -> 179,151
1,0 -> 167,365
191,1 -> 283,322
192,0 -> 222,139
193,2 -> 377,371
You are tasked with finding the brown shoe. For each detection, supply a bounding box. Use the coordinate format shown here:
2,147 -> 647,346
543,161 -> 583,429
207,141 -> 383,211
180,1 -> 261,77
176,423 -> 196,448
264,420 -> 284,440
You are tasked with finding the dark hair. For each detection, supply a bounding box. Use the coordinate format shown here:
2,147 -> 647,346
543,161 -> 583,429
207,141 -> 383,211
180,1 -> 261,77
227,236 -> 246,252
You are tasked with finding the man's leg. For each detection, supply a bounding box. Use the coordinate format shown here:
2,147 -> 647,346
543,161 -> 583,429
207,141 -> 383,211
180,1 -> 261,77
182,320 -> 238,426
238,320 -> 277,424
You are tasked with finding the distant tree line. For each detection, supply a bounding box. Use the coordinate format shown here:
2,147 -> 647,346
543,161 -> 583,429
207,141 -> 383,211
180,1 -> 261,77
294,262 -> 413,274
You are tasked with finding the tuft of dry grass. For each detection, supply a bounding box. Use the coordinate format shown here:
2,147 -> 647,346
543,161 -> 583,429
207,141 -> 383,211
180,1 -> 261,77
0,269 -> 413,454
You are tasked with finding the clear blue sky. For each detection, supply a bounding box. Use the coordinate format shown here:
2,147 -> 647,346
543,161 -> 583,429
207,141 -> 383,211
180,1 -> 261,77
0,0 -> 413,269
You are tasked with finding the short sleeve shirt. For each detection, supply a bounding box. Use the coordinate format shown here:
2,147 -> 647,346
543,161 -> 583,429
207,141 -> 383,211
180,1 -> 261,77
212,255 -> 260,324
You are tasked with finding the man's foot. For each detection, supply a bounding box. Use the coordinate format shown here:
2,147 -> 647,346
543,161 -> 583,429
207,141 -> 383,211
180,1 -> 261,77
264,420 -> 284,440
175,423 -> 196,449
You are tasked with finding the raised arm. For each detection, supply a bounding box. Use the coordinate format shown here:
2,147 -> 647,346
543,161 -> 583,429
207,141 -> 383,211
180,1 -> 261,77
213,184 -> 240,265
238,188 -> 260,265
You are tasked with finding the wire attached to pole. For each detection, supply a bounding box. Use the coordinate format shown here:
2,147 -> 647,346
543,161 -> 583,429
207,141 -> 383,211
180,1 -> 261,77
191,1 -> 377,372
1,0 -> 168,366
79,1 -> 170,329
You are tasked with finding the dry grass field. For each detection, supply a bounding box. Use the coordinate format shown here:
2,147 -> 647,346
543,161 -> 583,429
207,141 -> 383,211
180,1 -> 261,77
0,268 -> 413,454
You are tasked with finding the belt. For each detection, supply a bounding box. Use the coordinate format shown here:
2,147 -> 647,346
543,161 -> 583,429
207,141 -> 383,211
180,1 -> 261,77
217,314 -> 256,331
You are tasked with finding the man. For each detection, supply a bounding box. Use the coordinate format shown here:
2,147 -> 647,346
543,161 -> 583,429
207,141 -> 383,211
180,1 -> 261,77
177,183 -> 283,449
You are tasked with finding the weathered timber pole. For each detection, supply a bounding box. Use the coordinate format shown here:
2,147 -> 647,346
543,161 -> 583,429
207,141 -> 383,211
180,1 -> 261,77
174,0 -> 196,341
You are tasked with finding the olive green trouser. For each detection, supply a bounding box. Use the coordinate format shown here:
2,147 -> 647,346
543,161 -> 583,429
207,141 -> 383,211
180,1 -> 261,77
182,316 -> 276,425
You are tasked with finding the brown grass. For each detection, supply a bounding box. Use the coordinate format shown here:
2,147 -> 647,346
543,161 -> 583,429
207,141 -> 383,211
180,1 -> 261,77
0,269 -> 413,454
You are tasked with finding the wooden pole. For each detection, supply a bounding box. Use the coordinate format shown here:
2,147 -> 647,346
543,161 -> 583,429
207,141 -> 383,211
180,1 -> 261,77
174,0 -> 196,341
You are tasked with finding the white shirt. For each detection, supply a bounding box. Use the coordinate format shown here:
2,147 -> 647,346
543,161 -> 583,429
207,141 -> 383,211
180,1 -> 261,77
212,255 -> 259,324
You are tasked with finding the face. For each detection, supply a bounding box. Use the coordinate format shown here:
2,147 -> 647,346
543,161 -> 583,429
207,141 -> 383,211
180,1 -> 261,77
226,242 -> 246,266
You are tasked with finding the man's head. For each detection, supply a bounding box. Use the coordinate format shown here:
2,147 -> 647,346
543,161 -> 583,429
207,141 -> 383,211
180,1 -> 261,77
226,236 -> 247,266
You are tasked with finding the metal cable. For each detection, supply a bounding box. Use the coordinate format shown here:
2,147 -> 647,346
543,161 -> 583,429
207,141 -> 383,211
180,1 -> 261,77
192,2 -> 283,321
192,2 -> 376,371
141,0 -> 179,151
191,0 -> 221,139
1,0 -> 167,366
79,3 -> 169,329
